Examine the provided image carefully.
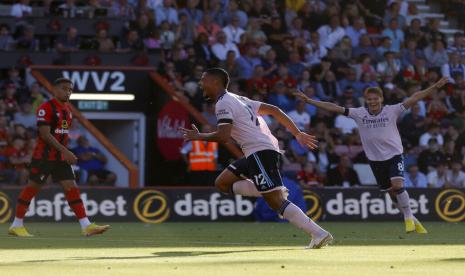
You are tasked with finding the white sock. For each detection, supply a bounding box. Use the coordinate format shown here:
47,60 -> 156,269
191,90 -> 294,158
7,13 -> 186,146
232,180 -> 262,197
282,202 -> 326,237
79,217 -> 91,229
11,217 -> 23,228
396,190 -> 414,220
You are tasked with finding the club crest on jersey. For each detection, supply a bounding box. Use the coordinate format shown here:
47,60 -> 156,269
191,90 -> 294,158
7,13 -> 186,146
62,120 -> 69,129
38,109 -> 45,117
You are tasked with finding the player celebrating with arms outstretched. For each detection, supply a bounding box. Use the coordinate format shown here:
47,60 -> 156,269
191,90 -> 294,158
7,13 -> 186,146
295,77 -> 449,233
180,68 -> 333,249
8,78 -> 110,237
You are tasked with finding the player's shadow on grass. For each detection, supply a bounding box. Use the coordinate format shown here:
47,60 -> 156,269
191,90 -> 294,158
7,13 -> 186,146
22,248 -> 299,263
440,258 -> 465,262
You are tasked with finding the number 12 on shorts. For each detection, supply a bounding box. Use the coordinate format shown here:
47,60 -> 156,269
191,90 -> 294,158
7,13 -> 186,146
254,173 -> 268,189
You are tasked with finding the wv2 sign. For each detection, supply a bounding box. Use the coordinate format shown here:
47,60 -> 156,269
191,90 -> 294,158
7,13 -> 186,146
62,71 -> 126,92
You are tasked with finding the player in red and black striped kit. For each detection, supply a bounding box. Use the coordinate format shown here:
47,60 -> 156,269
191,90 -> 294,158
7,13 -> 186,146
8,78 -> 110,237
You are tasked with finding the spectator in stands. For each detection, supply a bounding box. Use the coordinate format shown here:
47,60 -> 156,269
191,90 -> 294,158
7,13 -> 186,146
196,13 -> 222,45
0,139 -> 17,185
352,34 -> 376,61
111,0 -> 136,20
418,138 -> 446,173
56,27 -> 81,52
16,26 -> 38,51
10,0 -> 32,18
59,0 -> 79,18
447,32 -> 465,56
441,52 -> 465,84
268,81 -> 294,112
131,13 -> 156,40
382,18 -> 404,53
333,36 -> 353,63
345,17 -> 367,48
2,83 -> 19,117
297,162 -> 323,188
304,31 -> 328,66
404,164 -> 428,188
288,101 -> 310,132
211,31 -> 240,61
154,0 -> 178,26
218,50 -> 240,81
176,11 -> 196,46
222,0 -> 248,29
446,87 -> 465,114
317,15 -> 346,49
424,39 -> 449,69
94,28 -> 115,52
0,24 -> 15,51
377,51 -> 401,78
179,0 -> 203,25
404,18 -> 427,49
405,2 -> 425,25
383,2 -> 406,29
5,137 -> 29,185
326,155 -> 360,187
424,19 -> 446,46
287,51 -> 306,80
263,16 -> 287,47
427,163 -> 449,188
400,103 -> 425,147
29,82 -> 46,112
193,32 -> 215,65
289,16 -> 310,41
376,37 -> 395,62
222,15 -> 245,44
401,39 -> 424,68
159,20 -> 176,50
419,123 -> 444,147
117,29 -> 143,52
237,45 -> 261,80
72,136 -> 117,186
13,102 -> 35,129
447,159 -> 465,188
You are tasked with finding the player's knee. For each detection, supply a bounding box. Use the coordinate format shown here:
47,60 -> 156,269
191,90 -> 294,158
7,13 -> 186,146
263,192 -> 286,211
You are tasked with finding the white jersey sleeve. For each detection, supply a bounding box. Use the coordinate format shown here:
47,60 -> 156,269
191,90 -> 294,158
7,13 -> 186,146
215,99 -> 234,125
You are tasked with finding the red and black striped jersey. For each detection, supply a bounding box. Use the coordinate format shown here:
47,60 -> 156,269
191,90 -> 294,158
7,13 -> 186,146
33,98 -> 73,161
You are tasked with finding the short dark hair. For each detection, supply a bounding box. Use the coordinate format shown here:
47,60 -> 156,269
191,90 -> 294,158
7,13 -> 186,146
53,78 -> 73,86
206,68 -> 230,88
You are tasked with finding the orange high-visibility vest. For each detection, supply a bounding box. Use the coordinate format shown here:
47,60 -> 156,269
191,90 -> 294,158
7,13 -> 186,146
188,141 -> 218,171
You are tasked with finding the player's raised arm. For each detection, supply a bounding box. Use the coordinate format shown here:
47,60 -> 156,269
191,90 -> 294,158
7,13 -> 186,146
293,90 -> 345,114
258,103 -> 318,149
403,77 -> 449,109
179,123 -> 232,144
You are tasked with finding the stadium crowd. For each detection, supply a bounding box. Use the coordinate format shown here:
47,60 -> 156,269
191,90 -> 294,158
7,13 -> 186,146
0,0 -> 464,188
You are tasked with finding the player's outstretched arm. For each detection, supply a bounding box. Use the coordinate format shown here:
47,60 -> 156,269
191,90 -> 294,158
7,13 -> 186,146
258,103 -> 318,149
293,91 -> 345,114
179,123 -> 232,143
38,125 -> 77,164
403,77 -> 449,109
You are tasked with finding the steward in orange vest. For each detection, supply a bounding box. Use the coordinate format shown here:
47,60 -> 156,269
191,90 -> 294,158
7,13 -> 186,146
185,140 -> 218,171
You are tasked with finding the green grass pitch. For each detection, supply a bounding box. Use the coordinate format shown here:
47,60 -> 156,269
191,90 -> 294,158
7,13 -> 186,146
0,222 -> 464,276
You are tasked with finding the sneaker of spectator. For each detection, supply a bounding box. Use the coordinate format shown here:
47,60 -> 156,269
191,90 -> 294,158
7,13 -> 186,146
326,155 -> 360,187
317,15 -> 346,49
424,39 -> 448,69
0,24 -> 16,51
94,28 -> 115,53
383,1 -> 406,29
110,0 -> 136,21
10,0 -> 32,18
154,0 -> 179,27
72,136 -> 117,186
211,31 -> 240,61
56,26 -> 81,52
159,21 -> 176,50
222,0 -> 248,29
404,164 -> 428,188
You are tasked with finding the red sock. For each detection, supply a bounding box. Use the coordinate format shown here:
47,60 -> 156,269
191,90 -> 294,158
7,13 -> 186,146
15,186 -> 39,218
65,187 -> 87,219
